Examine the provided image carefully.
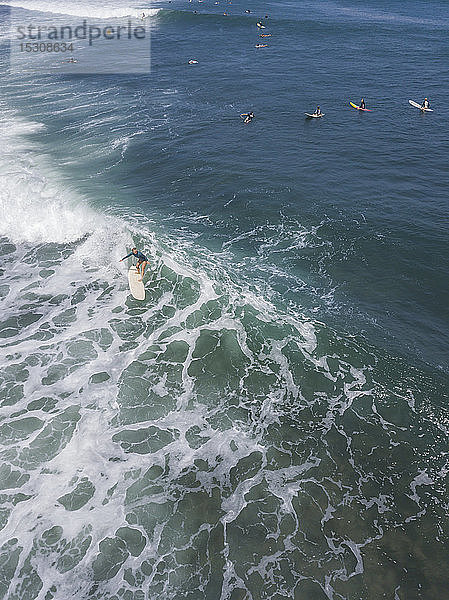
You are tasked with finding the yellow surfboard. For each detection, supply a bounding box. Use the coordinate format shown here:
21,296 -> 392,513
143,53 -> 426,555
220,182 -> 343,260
350,101 -> 372,112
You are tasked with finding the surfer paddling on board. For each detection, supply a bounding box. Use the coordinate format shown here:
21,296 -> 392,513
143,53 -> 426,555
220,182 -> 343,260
120,248 -> 149,281
421,97 -> 430,109
240,111 -> 255,123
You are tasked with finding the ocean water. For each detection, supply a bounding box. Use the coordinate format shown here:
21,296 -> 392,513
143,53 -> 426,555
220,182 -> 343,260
0,0 -> 448,599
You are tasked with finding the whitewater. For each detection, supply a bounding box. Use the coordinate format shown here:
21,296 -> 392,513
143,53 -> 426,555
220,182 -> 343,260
1,0 -> 448,599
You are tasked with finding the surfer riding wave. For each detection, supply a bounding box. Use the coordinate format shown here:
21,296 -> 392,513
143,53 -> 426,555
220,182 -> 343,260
120,247 -> 148,281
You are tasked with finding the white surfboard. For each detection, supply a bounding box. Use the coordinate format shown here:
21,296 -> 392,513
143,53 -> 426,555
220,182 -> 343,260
305,113 -> 324,118
128,266 -> 145,300
409,100 -> 433,112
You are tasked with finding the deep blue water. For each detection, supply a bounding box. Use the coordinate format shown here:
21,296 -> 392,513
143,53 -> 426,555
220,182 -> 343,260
0,1 -> 448,599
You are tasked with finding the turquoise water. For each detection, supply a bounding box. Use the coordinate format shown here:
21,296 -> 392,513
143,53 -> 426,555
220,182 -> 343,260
0,1 -> 448,598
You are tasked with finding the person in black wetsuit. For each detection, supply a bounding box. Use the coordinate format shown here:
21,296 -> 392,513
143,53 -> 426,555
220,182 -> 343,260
421,98 -> 430,109
314,106 -> 322,116
120,247 -> 149,281
360,98 -> 366,109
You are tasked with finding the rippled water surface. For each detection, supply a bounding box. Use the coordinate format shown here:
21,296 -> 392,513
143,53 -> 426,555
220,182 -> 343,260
0,0 -> 448,599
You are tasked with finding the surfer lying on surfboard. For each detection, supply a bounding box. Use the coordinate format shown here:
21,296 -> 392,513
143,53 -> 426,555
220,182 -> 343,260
120,247 -> 149,281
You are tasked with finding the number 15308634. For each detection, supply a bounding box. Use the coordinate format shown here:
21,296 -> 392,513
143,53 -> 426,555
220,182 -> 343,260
20,42 -> 74,52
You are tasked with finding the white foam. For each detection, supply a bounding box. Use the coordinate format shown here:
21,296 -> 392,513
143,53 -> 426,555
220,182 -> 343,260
6,0 -> 161,19
0,114 -> 101,244
0,101 -> 397,600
